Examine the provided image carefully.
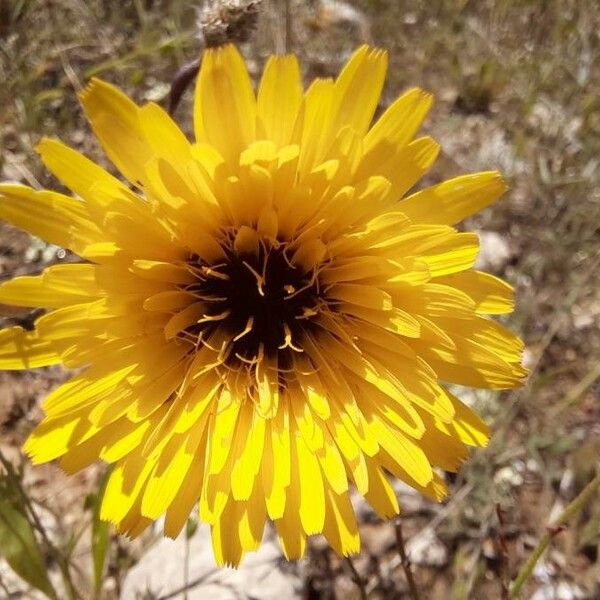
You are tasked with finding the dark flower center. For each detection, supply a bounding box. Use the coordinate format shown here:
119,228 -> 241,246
183,236 -> 320,371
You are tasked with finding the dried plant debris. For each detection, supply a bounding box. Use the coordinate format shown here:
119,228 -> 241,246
196,0 -> 262,48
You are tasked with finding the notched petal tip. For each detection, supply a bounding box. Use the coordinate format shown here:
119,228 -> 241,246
78,76 -> 104,103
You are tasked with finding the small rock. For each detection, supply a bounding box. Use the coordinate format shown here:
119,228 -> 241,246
313,0 -> 370,41
475,231 -> 514,272
530,581 -> 586,600
533,557 -> 556,584
120,524 -> 302,599
493,465 -> 524,488
406,528 -> 448,568
482,537 -> 498,561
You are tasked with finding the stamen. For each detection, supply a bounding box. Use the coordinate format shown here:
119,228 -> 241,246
201,265 -> 230,281
242,260 -> 266,296
278,323 -> 304,353
235,353 -> 260,365
198,309 -> 231,323
233,316 -> 255,341
189,292 -> 228,302
285,280 -> 315,300
295,306 -> 319,319
198,335 -> 221,352
216,339 -> 232,363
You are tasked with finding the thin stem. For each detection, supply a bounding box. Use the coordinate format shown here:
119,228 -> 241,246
345,556 -> 367,600
510,472 -> 600,598
394,519 -> 420,600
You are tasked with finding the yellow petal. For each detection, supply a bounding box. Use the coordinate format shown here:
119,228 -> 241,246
130,260 -> 196,284
295,430 -> 325,535
24,409 -> 95,463
257,54 -> 303,146
141,424 -> 205,519
364,87 -> 433,154
79,78 -> 150,186
400,171 -> 507,225
101,454 -> 157,524
417,412 -> 469,472
36,137 -> 124,200
447,392 -> 490,447
263,402 -> 291,519
394,282 -> 476,319
211,497 -> 245,567
0,183 -> 98,252
436,316 -> 524,363
328,283 -> 393,311
43,364 -> 137,416
370,416 -> 433,487
356,136 -> 440,199
317,429 -> 349,495
99,419 -> 153,464
416,232 -> 480,277
330,45 -> 387,137
322,489 -> 360,556
275,438 -> 307,559
418,344 -> 527,389
0,327 -> 61,370
138,102 -> 191,164
196,44 -> 256,164
128,359 -> 189,421
0,264 -> 101,308
437,270 -> 515,314
238,485 -> 267,553
297,78 -> 334,177
230,404 -> 266,501
164,433 -> 208,538
143,290 -> 194,312
363,461 -> 399,518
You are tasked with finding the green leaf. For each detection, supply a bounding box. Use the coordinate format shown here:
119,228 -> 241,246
91,470 -> 111,595
0,498 -> 56,599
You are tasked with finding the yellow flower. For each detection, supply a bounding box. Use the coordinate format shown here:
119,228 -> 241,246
0,45 -> 525,566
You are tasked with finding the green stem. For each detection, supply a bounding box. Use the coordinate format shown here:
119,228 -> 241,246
510,472 -> 600,598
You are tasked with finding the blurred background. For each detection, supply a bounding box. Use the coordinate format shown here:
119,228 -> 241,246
0,1 -> 599,598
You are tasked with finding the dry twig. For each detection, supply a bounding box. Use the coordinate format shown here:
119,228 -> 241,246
345,556 -> 367,600
394,519 -> 420,600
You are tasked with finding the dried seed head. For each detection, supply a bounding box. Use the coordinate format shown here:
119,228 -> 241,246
197,0 -> 262,48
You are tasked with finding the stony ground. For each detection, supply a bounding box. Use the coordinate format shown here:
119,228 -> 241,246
1,1 -> 599,598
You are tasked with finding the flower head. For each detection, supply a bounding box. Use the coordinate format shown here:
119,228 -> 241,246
0,45 -> 525,566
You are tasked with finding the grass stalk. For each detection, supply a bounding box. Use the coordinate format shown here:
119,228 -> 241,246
510,472 -> 600,597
